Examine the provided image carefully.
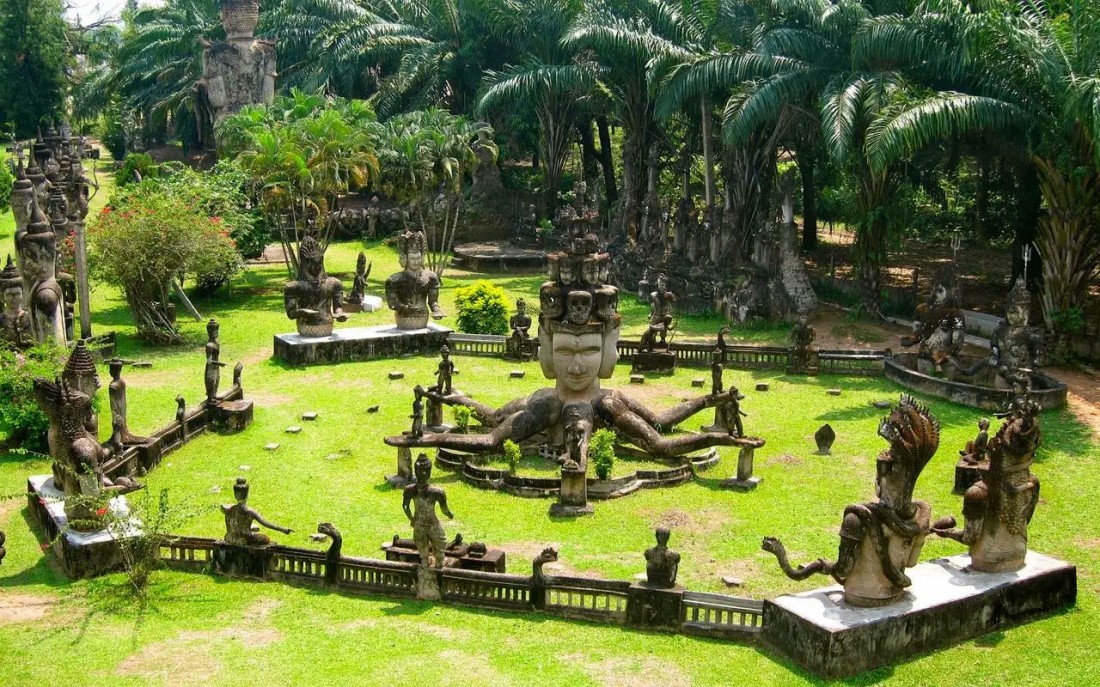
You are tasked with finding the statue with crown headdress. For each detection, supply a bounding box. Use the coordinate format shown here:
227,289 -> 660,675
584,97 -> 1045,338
283,235 -> 348,337
385,229 -> 445,330
763,395 -> 939,607
0,255 -> 32,350
988,277 -> 1044,390
900,272 -> 965,372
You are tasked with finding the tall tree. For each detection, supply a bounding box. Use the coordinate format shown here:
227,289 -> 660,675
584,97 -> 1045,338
0,0 -> 69,137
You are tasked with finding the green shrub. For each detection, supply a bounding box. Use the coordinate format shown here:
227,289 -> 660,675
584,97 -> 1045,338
503,439 -> 521,474
0,342 -> 68,451
455,280 -> 511,335
590,428 -> 616,480
90,184 -> 242,343
453,406 -> 471,433
116,152 -> 159,187
0,161 -> 13,211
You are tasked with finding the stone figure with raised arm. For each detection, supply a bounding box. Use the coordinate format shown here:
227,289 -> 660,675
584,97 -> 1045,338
221,478 -> 292,546
402,454 -> 454,568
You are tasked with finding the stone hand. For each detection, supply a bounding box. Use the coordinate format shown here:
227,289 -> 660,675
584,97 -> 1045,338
931,516 -> 956,533
335,313 -> 348,322
281,527 -> 294,535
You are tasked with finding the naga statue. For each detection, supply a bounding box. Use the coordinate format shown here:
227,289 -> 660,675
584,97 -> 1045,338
284,235 -> 348,337
386,225 -> 763,461
901,276 -> 965,372
318,522 -> 343,584
762,395 -> 939,607
933,394 -> 1041,572
385,229 -> 445,329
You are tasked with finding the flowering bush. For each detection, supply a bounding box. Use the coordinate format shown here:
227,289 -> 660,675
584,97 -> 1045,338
90,184 -> 242,343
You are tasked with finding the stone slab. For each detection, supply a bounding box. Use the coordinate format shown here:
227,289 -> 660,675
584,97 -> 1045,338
630,374 -> 645,384
720,476 -> 761,492
343,294 -> 383,314
273,323 -> 453,366
302,411 -> 319,421
510,370 -> 525,379
27,475 -> 141,579
762,551 -> 1077,679
691,379 -> 705,388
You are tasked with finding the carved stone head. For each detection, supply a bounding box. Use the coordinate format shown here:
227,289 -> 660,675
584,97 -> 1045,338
233,477 -> 250,502
414,453 -> 433,484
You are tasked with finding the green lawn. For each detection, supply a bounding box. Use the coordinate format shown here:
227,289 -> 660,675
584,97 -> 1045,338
1,190 -> 1098,685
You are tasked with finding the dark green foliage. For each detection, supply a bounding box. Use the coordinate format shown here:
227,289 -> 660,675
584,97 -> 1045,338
97,101 -> 130,160
455,280 -> 511,335
590,428 -> 616,480
0,161 -> 13,212
0,342 -> 67,451
116,153 -> 160,187
0,0 -> 68,138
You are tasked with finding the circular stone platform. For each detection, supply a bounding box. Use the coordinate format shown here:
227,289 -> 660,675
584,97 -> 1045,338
435,444 -> 720,499
452,241 -> 548,271
884,353 -> 1067,410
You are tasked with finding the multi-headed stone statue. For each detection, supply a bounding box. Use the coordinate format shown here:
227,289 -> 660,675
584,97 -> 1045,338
385,229 -> 445,329
386,223 -> 762,460
762,395 -> 939,606
284,235 -> 347,337
934,394 -> 1041,572
402,454 -> 454,568
221,478 -> 292,546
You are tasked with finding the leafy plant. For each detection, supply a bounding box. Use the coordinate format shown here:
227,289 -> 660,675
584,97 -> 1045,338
0,341 -> 68,451
455,280 -> 511,335
453,406 -> 471,433
115,152 -> 159,187
0,160 -> 13,211
503,439 -> 521,474
590,428 -> 616,480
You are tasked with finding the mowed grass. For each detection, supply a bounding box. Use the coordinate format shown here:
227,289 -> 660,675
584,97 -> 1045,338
0,200 -> 1098,685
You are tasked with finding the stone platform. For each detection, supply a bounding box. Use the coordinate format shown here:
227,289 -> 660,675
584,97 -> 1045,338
452,240 -> 547,271
762,551 -> 1076,679
343,294 -> 383,313
273,322 -> 453,365
27,475 -> 141,579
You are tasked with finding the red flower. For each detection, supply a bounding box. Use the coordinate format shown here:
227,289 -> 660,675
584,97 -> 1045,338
95,507 -> 107,517
40,543 -> 50,552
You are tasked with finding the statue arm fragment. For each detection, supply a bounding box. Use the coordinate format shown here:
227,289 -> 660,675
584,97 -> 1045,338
248,507 -> 292,535
619,392 -> 716,430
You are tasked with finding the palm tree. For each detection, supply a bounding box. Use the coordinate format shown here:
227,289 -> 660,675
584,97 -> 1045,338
112,0 -> 224,149
477,0 -> 592,214
855,0 -> 1100,332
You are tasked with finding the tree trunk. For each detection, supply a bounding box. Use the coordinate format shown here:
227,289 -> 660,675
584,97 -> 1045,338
701,95 -> 715,209
596,116 -> 617,204
798,151 -> 817,251
975,149 -> 991,239
578,120 -> 600,184
1011,161 -> 1042,288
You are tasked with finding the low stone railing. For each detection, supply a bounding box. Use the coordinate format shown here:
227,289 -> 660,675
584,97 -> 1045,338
447,333 -> 886,375
158,536 -> 765,641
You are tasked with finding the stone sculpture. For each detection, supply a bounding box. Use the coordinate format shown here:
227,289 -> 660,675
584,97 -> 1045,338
204,318 -> 227,404
513,204 -> 539,247
385,230 -> 445,329
107,358 -> 147,451
960,418 -> 990,467
639,273 -> 676,352
0,255 -> 32,349
901,276 -> 965,371
433,345 -> 454,395
988,277 -> 1044,389
644,527 -> 681,588
347,252 -> 372,309
762,395 -> 939,606
221,478 -> 292,546
14,192 -> 67,345
814,423 -> 836,455
506,298 -> 535,360
408,385 -> 425,437
284,235 -> 348,337
710,347 -> 724,396
787,311 -> 819,375
402,454 -> 454,568
386,222 -> 763,462
194,0 -> 276,145
367,196 -> 381,237
934,394 -> 1041,572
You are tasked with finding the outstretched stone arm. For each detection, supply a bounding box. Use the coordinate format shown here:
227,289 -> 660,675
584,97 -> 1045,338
598,394 -> 763,459
247,506 -> 292,535
618,390 -> 728,430
421,387 -> 527,428
386,396 -> 560,453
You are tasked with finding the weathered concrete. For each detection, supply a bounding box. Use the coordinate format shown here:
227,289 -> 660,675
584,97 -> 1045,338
762,551 -> 1077,679
884,353 -> 1067,410
273,323 -> 453,365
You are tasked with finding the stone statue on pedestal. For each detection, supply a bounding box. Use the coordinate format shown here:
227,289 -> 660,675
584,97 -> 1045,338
644,527 -> 681,588
710,348 -> 724,396
385,230 -> 445,330
934,394 -> 1041,572
433,345 -> 454,395
284,235 -> 347,337
762,395 -> 938,607
14,194 -> 67,345
366,196 -> 381,237
901,277 -> 965,372
639,273 -> 675,352
787,311 -> 819,375
507,298 -> 534,360
204,318 -> 227,404
347,252 -> 372,308
0,255 -> 32,350
402,454 -> 453,568
221,478 -> 292,546
988,277 -> 1044,390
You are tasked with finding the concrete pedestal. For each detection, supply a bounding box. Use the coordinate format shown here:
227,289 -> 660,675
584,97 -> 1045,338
211,399 -> 254,434
550,467 -> 593,516
343,295 -> 383,313
954,457 -> 987,494
762,551 -> 1077,679
721,447 -> 761,491
386,447 -> 414,487
273,322 -> 453,365
27,475 -> 141,579
632,350 -> 676,374
212,541 -> 273,579
627,583 -> 685,630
